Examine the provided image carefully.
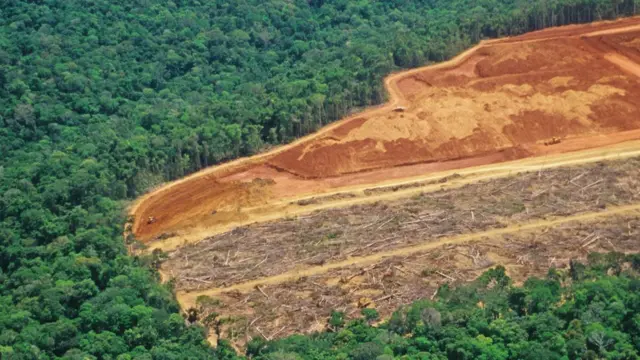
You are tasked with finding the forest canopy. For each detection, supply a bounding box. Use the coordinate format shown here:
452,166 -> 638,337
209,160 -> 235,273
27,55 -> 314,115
0,0 -> 638,359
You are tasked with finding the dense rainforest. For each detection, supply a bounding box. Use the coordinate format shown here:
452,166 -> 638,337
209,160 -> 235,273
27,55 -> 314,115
0,0 -> 638,358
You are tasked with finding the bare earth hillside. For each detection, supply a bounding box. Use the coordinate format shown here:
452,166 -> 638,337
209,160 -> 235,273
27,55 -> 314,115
131,17 -> 640,246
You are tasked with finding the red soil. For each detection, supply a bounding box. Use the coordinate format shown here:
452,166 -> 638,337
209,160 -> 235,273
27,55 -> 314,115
268,30 -> 640,179
132,17 -> 640,243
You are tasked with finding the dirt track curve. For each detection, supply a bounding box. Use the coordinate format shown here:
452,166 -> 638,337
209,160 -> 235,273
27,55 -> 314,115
130,17 -> 640,251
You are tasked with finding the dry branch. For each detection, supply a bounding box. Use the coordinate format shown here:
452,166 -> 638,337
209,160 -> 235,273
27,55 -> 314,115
376,216 -> 397,231
249,316 -> 263,328
257,286 -> 270,299
580,179 -> 604,193
255,327 -> 268,340
269,326 -> 287,340
181,276 -> 212,284
435,271 -> 456,281
374,293 -> 400,302
581,236 -> 600,248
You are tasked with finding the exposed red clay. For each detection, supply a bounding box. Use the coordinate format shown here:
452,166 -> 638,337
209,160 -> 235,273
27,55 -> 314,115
131,17 -> 640,243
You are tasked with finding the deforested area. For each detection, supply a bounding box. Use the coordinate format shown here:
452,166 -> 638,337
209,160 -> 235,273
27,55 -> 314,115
4,0 -> 640,357
164,157 -> 640,291
190,213 -> 640,348
133,17 -> 640,244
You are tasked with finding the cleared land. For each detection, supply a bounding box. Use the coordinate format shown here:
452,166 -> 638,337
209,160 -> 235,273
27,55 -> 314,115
165,156 -> 640,348
128,18 -> 640,349
165,157 -> 640,291
190,213 -> 640,347
131,17 -> 640,246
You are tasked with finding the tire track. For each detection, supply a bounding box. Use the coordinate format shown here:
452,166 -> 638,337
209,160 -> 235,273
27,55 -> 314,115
604,53 -> 640,78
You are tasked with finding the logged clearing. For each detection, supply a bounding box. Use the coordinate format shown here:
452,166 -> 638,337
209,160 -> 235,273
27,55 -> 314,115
187,213 -> 640,347
165,157 -> 640,291
166,155 -> 640,348
129,18 -> 640,349
131,17 -> 640,245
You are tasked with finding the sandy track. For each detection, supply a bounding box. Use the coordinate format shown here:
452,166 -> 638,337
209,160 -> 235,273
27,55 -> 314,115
177,202 -> 640,309
131,17 -> 640,248
605,53 -> 640,77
